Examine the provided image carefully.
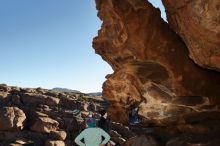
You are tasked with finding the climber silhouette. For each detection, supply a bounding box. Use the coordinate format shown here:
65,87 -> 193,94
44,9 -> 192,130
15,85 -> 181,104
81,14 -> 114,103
128,99 -> 145,125
98,109 -> 111,146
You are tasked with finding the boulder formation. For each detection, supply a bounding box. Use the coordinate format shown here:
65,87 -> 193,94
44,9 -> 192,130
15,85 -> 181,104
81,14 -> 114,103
162,0 -> 220,71
93,0 -> 220,126
93,0 -> 220,144
0,107 -> 26,131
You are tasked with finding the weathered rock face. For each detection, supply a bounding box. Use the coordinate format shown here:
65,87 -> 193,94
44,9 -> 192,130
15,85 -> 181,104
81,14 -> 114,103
93,0 -> 220,125
30,112 -> 59,133
162,0 -> 220,71
0,107 -> 26,131
21,93 -> 60,106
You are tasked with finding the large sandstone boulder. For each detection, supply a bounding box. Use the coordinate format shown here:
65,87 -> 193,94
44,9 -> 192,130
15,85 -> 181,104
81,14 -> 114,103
93,0 -> 220,125
30,112 -> 59,133
20,93 -> 60,106
162,0 -> 220,71
0,107 -> 26,131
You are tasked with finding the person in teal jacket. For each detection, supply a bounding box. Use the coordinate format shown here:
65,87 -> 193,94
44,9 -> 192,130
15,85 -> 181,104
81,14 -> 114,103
75,117 -> 110,146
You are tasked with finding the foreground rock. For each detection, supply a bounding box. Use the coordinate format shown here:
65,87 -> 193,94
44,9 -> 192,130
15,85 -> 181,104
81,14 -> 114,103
45,140 -> 65,146
124,135 -> 158,146
166,134 -> 220,146
0,131 -> 48,145
0,107 -> 26,131
30,112 -> 59,133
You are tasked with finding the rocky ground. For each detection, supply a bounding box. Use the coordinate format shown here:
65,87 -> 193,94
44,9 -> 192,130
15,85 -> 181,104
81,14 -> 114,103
1,84 -> 220,146
0,84 -> 152,146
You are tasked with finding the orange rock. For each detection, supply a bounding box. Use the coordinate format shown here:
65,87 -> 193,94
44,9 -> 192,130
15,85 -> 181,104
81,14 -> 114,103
162,0 -> 220,71
93,0 -> 220,125
20,93 -> 60,106
30,112 -> 59,133
0,107 -> 26,131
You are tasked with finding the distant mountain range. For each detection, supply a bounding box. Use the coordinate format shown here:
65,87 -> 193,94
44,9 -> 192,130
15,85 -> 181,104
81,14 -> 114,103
87,92 -> 102,96
51,87 -> 102,96
51,88 -> 81,93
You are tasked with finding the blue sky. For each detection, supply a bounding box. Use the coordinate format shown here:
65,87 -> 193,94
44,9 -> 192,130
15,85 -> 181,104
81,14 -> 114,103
0,0 -> 166,93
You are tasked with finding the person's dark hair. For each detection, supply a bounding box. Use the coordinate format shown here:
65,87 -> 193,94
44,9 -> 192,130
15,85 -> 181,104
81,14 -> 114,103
99,109 -> 107,117
86,117 -> 96,128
